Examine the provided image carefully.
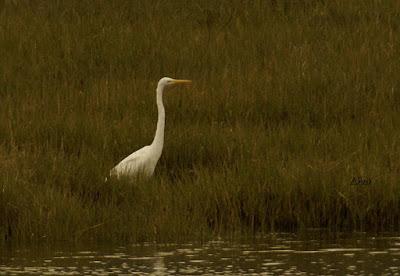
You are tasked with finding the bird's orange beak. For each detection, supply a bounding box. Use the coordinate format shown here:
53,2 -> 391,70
172,79 -> 192,84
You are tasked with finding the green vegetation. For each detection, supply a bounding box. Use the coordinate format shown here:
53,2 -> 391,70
1,0 -> 400,243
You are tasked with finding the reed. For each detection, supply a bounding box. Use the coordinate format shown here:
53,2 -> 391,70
1,0 -> 400,243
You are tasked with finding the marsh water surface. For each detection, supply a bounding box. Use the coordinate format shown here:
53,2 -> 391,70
1,233 -> 400,275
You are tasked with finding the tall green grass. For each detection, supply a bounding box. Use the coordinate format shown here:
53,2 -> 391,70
1,0 -> 400,243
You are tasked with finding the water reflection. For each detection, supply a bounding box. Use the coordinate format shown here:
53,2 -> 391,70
1,233 -> 400,274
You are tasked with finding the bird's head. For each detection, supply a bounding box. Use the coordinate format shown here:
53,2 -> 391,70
158,77 -> 192,90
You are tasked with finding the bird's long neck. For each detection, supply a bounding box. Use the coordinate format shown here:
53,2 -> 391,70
151,86 -> 165,154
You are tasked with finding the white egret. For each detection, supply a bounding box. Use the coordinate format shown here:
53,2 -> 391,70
109,77 -> 192,179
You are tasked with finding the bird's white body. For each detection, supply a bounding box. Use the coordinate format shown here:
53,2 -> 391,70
110,77 -> 191,179
110,145 -> 158,178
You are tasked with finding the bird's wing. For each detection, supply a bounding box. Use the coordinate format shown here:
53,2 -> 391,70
110,146 -> 150,177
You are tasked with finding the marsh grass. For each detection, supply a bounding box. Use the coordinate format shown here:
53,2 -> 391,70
1,0 -> 400,243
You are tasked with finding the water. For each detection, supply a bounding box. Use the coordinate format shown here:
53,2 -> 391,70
1,233 -> 400,275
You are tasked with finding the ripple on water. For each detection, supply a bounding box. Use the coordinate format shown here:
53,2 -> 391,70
77,251 -> 95,255
343,253 -> 355,257
127,256 -> 157,260
156,251 -> 174,257
368,251 -> 388,255
320,248 -> 365,253
176,248 -> 195,254
262,262 -> 284,266
293,250 -> 321,254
